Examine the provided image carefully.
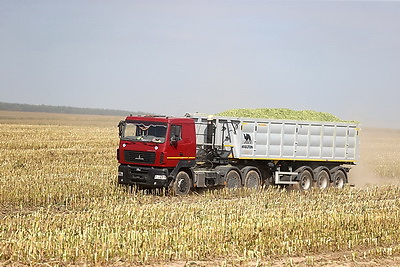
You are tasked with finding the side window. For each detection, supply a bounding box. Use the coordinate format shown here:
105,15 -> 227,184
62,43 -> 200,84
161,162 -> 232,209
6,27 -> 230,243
170,125 -> 182,141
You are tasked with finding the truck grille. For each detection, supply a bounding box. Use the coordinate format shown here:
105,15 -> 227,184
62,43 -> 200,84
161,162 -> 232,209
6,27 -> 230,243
124,150 -> 156,164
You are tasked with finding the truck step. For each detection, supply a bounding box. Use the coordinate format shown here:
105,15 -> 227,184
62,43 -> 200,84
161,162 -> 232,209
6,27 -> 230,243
274,171 -> 299,185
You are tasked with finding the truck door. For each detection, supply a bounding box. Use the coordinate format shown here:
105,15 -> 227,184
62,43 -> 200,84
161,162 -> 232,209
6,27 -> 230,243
166,123 -> 196,166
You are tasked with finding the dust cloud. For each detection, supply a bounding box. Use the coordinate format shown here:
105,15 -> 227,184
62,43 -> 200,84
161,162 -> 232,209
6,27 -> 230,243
349,127 -> 400,188
350,163 -> 400,188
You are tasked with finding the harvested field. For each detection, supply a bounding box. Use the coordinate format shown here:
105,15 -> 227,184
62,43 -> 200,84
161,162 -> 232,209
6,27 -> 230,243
1,110 -> 400,266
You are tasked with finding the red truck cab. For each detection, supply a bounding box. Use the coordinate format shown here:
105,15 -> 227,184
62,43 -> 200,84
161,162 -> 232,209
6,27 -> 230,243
117,116 -> 196,189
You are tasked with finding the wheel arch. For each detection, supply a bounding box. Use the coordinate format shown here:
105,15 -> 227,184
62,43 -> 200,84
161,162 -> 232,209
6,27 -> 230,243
169,160 -> 196,180
313,166 -> 331,181
329,166 -> 348,183
178,167 -> 194,180
294,166 -> 314,181
215,165 -> 243,183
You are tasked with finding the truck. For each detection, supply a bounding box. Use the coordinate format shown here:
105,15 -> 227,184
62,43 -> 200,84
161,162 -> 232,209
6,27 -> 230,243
117,113 -> 359,195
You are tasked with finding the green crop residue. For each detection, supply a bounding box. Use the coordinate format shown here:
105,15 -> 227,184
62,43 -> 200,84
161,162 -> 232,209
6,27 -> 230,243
216,108 -> 353,123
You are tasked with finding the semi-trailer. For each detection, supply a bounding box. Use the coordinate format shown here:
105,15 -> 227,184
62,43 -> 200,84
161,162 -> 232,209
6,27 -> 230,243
117,113 -> 359,195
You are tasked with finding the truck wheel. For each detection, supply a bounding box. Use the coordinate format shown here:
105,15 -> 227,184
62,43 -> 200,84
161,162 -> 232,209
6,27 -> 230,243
171,171 -> 191,196
315,169 -> 330,190
295,169 -> 313,191
332,169 -> 346,189
226,169 -> 242,189
244,170 -> 261,188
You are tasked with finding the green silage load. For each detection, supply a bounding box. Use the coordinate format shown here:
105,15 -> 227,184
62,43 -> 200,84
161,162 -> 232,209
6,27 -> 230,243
216,108 -> 347,122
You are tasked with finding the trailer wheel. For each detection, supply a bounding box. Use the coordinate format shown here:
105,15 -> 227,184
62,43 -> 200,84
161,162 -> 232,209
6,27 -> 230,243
226,169 -> 242,189
315,169 -> 330,190
332,169 -> 346,189
171,171 -> 191,196
244,170 -> 261,188
294,169 -> 313,191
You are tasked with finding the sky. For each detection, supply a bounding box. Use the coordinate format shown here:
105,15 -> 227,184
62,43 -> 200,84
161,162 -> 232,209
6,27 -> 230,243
0,1 -> 399,128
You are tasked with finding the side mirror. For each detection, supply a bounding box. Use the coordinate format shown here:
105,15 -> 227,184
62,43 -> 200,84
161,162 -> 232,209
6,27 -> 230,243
118,121 -> 124,137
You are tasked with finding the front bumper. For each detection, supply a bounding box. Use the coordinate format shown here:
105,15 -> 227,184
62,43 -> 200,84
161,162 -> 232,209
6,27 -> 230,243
118,165 -> 170,188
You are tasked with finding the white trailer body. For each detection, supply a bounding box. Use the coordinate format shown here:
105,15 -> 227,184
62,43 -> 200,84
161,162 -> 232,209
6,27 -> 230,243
191,114 -> 359,163
188,114 -> 359,188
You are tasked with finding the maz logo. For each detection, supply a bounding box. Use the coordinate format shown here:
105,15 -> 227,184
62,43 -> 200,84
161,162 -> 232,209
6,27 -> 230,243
135,155 -> 145,161
243,133 -> 252,144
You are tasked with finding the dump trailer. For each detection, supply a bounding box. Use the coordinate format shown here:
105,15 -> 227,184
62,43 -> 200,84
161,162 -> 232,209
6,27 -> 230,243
117,113 -> 359,195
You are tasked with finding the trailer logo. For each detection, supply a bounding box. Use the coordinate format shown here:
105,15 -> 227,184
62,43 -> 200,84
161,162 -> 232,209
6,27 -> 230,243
242,133 -> 253,149
243,134 -> 252,144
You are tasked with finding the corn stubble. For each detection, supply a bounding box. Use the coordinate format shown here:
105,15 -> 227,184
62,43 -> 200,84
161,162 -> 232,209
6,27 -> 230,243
1,120 -> 400,265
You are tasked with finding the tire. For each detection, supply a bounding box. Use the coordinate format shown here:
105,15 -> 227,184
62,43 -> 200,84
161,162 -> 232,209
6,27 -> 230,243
294,169 -> 313,191
171,171 -> 191,196
244,169 -> 261,189
226,169 -> 242,189
332,169 -> 347,189
315,168 -> 330,190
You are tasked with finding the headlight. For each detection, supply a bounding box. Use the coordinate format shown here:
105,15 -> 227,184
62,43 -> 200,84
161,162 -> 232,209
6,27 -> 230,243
154,174 -> 167,180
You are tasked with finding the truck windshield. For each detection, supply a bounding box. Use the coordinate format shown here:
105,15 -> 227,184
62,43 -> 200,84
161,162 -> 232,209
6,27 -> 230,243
122,121 -> 167,143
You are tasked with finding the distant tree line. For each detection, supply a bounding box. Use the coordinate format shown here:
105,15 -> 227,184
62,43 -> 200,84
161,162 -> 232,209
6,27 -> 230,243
0,102 -> 150,116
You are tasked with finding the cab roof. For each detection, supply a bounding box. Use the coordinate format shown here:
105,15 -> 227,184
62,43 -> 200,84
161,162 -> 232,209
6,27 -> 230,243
125,115 -> 193,124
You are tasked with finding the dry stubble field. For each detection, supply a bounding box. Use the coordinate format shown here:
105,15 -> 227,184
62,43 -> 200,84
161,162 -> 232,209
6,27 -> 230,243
1,111 -> 400,266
